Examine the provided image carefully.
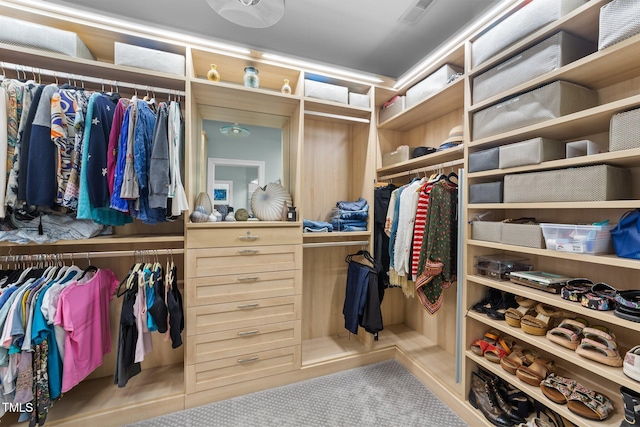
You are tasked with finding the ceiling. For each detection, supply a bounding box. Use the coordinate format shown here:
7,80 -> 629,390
41,0 -> 507,80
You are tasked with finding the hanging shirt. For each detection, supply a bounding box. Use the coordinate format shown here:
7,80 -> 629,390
61,90 -> 92,210
107,98 -> 130,198
17,84 -> 44,204
167,101 -> 188,218
120,99 -> 139,201
148,102 -> 169,209
0,86 -> 7,218
1,79 -> 24,184
51,88 -> 77,205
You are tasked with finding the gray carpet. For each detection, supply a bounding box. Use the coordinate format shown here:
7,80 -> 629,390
127,360 -> 469,427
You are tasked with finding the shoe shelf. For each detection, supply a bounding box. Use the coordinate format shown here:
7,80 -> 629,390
466,351 -> 623,427
467,240 -> 640,270
466,310 -> 640,394
467,274 -> 640,332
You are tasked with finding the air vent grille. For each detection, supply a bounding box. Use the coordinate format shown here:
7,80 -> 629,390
398,0 -> 435,25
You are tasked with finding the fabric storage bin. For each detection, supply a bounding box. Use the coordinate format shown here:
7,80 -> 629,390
114,42 -> 185,76
304,79 -> 348,104
382,146 -> 410,167
501,223 -> 545,248
405,64 -> 463,108
610,107 -> 640,151
469,181 -> 503,204
499,137 -> 565,169
349,93 -> 370,108
379,96 -> 405,123
0,15 -> 94,60
473,31 -> 594,104
471,221 -> 502,243
469,147 -> 499,173
472,80 -> 598,140
599,0 -> 640,50
471,0 -> 587,68
503,165 -> 631,202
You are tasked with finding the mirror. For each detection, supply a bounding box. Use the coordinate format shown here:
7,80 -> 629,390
202,113 -> 289,214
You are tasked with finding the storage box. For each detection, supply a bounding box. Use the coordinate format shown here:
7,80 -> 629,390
405,64 -> 463,108
501,223 -> 545,248
114,42 -> 185,76
474,254 -> 533,281
469,147 -> 499,173
472,80 -> 598,140
469,181 -> 503,204
379,96 -> 405,123
610,107 -> 640,151
598,0 -> 640,50
382,146 -> 410,167
499,137 -> 565,169
471,221 -> 502,243
304,79 -> 348,104
540,223 -> 614,254
471,0 -> 587,68
349,92 -> 370,108
566,140 -> 606,157
504,165 -> 631,202
473,31 -> 594,104
0,15 -> 94,60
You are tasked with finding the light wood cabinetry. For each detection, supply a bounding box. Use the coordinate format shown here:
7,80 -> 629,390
463,1 -> 640,426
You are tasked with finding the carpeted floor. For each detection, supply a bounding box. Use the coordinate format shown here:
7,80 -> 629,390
127,360 -> 469,427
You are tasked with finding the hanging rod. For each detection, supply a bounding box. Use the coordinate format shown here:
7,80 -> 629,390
303,110 -> 370,124
0,61 -> 186,97
303,240 -> 369,248
378,158 -> 464,182
0,248 -> 184,263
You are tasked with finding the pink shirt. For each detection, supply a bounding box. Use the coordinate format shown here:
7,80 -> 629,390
54,269 -> 119,393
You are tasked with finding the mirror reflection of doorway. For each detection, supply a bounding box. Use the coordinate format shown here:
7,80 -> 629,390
207,158 -> 265,213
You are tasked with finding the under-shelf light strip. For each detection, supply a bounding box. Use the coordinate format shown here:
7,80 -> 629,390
0,61 -> 186,97
0,248 -> 185,263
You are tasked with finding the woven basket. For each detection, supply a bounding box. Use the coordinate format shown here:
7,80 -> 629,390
472,221 -> 502,243
610,107 -> 640,151
599,0 -> 640,50
501,223 -> 545,249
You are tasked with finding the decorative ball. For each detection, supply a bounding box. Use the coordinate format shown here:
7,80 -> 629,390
235,208 -> 249,221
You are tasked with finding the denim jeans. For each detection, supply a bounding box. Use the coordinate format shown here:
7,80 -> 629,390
336,197 -> 367,211
303,219 -> 333,232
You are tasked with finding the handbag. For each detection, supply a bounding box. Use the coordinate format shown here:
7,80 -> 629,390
611,209 -> 640,259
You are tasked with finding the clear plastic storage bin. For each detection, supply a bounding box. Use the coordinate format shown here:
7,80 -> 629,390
540,223 -> 614,254
474,254 -> 533,281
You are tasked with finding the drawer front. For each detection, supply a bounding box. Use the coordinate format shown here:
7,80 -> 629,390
187,294 -> 301,336
187,226 -> 301,249
186,245 -> 301,278
185,345 -> 301,393
186,269 -> 301,307
186,320 -> 300,365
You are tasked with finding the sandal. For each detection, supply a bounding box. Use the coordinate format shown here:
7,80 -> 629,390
581,282 -> 617,311
566,384 -> 614,421
516,357 -> 555,386
485,336 -> 516,363
470,329 -> 500,356
500,347 -> 538,375
546,318 -> 588,350
575,326 -> 623,367
505,297 -> 537,328
520,303 -> 564,336
561,278 -> 593,302
540,374 -> 578,404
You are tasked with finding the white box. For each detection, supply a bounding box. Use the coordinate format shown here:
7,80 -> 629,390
0,15 -> 94,60
304,79 -> 348,104
114,42 -> 185,76
540,223 -> 614,254
566,140 -> 606,158
379,96 -> 405,123
405,64 -> 463,108
349,92 -> 370,108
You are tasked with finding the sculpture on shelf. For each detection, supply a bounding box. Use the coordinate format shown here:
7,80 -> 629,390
250,182 -> 292,221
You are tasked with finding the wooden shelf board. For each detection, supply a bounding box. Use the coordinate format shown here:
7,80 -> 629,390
468,148 -> 640,179
0,234 -> 184,248
303,231 -> 371,240
186,221 -> 301,229
378,78 -> 464,131
466,352 -> 622,427
469,94 -> 640,149
467,240 -> 640,270
304,98 -> 371,120
376,145 -> 464,177
467,274 -> 640,333
302,334 -> 370,366
468,201 -> 640,210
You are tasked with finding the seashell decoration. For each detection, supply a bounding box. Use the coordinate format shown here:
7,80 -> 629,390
235,208 -> 249,221
250,182 -> 292,221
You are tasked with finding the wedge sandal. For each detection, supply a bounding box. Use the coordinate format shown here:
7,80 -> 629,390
575,326 -> 623,367
520,303 -> 564,336
546,318 -> 588,350
485,336 -> 515,363
505,297 -> 537,328
516,357 -> 554,386
500,347 -> 538,375
566,384 -> 614,421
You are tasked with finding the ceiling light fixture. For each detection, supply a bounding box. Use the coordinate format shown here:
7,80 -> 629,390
220,123 -> 251,137
262,53 -> 384,84
206,0 -> 286,28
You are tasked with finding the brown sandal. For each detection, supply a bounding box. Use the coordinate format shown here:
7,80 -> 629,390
516,357 -> 555,386
504,297 -> 537,328
520,303 -> 565,336
500,347 -> 538,375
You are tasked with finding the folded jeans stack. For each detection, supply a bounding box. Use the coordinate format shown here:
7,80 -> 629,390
330,197 -> 368,232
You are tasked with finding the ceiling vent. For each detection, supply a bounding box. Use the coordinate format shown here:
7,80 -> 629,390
398,0 -> 436,25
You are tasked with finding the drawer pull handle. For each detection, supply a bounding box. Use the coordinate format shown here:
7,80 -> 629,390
237,356 -> 259,364
237,329 -> 259,336
238,235 -> 259,241
238,303 -> 259,309
238,276 -> 259,282
237,249 -> 259,255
